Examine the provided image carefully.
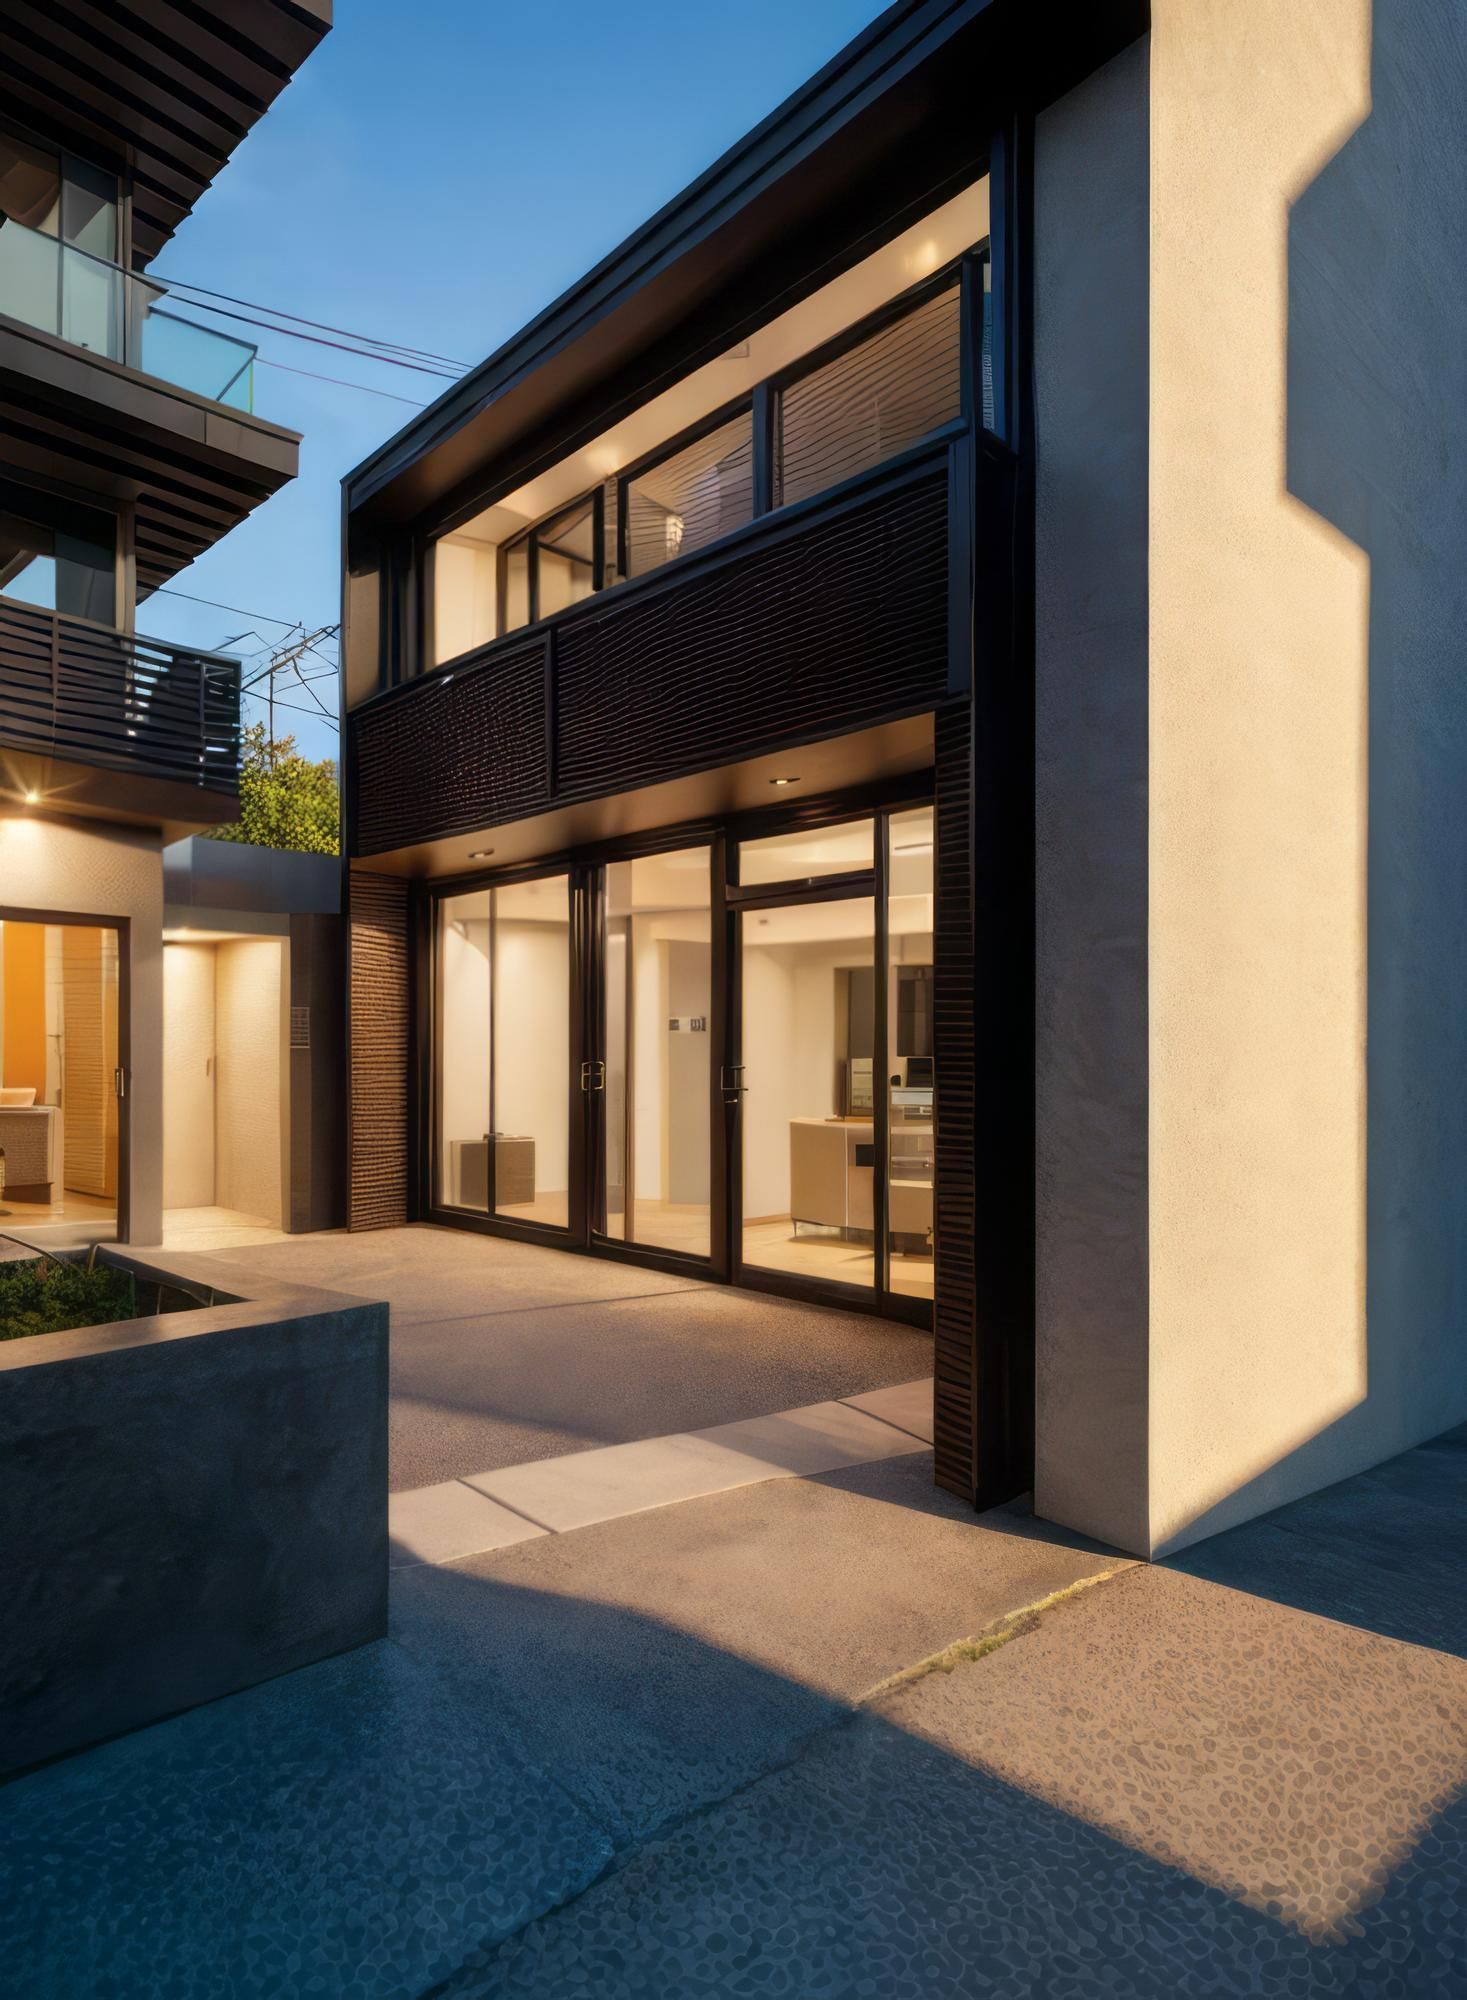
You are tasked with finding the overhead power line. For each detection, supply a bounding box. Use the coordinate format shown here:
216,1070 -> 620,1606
256,356 -> 430,407
146,272 -> 468,369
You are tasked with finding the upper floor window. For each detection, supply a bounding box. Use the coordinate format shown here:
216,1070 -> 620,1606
624,410 -> 754,580
776,284 -> 961,510
0,478 -> 116,626
424,175 -> 988,673
0,128 -> 119,355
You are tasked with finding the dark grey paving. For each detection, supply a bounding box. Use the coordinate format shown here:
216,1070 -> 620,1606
0,1624 -> 612,2000
1169,1422 -> 1467,1657
187,1226 -> 932,1492
453,1565 -> 1467,1999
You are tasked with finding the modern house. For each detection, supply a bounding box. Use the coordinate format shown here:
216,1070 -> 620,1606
340,0 -> 1464,1558
0,0 -> 332,1247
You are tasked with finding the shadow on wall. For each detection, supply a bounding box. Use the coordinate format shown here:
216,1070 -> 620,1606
1169,0 -> 1467,1547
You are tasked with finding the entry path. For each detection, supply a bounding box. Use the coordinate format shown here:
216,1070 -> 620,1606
167,1221 -> 935,1491
389,1377 -> 935,1565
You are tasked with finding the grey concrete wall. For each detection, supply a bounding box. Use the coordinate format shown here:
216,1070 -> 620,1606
0,1259 -> 387,1777
1032,39 -> 1152,1555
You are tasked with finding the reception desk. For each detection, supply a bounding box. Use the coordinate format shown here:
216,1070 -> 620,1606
789,1115 -> 932,1242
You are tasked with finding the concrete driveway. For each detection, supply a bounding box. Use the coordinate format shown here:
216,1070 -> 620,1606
7,1225 -> 1463,1997
169,1222 -> 935,1491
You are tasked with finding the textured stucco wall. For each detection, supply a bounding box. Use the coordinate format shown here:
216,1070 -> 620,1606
215,938 -> 287,1227
1145,0 -> 1467,1554
1032,39 -> 1152,1554
1032,0 -> 1467,1557
0,813 -> 163,1242
0,1257 -> 388,1777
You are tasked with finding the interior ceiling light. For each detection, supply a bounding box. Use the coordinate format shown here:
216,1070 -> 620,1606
467,847 -> 494,860
768,775 -> 800,787
23,789 -> 38,804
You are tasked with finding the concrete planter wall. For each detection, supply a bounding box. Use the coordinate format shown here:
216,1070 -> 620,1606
0,1250 -> 387,1779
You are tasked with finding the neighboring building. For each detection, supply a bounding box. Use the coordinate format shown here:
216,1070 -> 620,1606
341,0 -> 1465,1557
0,1 -> 331,1246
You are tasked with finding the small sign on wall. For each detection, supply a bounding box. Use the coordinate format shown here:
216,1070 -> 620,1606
667,1017 -> 708,1034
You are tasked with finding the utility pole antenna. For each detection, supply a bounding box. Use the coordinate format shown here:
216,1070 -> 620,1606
238,623 -> 342,758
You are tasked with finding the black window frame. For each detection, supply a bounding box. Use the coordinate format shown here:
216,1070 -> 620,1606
497,486 -> 604,634
614,393 -> 756,581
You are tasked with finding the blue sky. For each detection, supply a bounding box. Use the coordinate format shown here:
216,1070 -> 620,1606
147,0 -> 886,760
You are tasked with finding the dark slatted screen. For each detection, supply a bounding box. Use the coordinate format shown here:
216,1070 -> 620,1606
351,637 -> 547,856
349,870 -> 411,1231
625,411 -> 753,578
348,458 -> 951,857
557,465 -> 949,802
932,703 -> 977,1500
777,286 -> 961,510
0,595 -> 239,792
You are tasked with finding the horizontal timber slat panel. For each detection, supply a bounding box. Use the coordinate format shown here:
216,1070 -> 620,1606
348,455 -> 951,858
0,597 -> 240,793
348,870 -> 411,1231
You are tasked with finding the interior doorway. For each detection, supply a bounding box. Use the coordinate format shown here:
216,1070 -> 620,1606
0,913 -> 125,1237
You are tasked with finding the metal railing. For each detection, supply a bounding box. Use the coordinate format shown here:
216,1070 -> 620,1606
0,217 -> 256,410
0,596 -> 241,794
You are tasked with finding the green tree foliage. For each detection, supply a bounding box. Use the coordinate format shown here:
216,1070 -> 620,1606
0,1257 -> 136,1340
206,723 -> 340,855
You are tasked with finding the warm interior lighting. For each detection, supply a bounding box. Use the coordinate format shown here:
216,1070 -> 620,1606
467,847 -> 494,860
768,776 -> 800,787
23,789 -> 39,804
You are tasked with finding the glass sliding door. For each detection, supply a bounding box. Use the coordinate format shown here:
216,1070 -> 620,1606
433,873 -> 574,1232
600,847 -> 712,1258
738,890 -> 877,1293
490,875 -> 572,1229
435,889 -> 492,1211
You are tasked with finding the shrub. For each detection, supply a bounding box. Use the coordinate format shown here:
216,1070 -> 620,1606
0,1257 -> 137,1340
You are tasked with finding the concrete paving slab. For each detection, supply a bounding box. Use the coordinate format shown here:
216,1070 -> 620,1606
395,1452 -> 1122,1850
839,1374 -> 934,1441
389,1480 -> 546,1567
0,1621 -> 613,2000
463,1397 -> 925,1532
184,1227 -> 934,1492
447,1558 -> 1467,2000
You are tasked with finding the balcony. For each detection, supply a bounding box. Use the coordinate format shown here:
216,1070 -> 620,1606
0,220 -> 255,409
0,595 -> 241,821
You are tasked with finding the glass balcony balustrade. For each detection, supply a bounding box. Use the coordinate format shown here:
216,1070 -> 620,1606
0,218 -> 255,411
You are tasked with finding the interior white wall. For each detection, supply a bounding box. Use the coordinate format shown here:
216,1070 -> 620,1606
493,918 -> 569,1194
440,915 -> 491,1161
432,536 -> 500,668
214,938 -> 286,1228
742,935 -> 871,1220
162,943 -> 216,1209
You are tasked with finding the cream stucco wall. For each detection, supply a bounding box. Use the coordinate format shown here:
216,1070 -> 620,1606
1034,1 -> 1467,1557
162,943 -> 217,1209
0,812 -> 164,1242
215,938 -> 288,1227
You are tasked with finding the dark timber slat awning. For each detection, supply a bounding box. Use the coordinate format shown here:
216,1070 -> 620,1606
0,0 -> 332,265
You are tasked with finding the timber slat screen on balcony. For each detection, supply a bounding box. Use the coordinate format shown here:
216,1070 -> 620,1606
349,453 -> 952,858
0,597 -> 240,793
